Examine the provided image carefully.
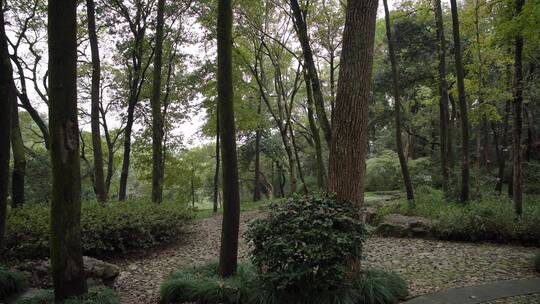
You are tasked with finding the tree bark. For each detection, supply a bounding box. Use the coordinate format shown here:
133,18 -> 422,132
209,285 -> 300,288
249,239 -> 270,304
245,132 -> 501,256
434,0 -> 450,196
289,0 -> 332,146
213,106 -> 220,212
48,0 -> 88,299
10,82 -> 26,208
217,0 -> 240,277
383,0 -> 414,203
512,0 -> 524,216
304,69 -> 326,188
151,0 -> 166,203
0,1 -> 13,248
328,0 -> 378,206
87,0 -> 107,203
450,0 -> 470,202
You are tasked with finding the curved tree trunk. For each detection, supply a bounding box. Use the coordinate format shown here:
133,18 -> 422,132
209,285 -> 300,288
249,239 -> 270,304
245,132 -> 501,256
87,0 -> 107,203
0,2 -> 13,248
383,0 -> 414,203
450,0 -> 470,202
151,0 -> 166,203
289,0 -> 332,146
304,70 -> 326,188
328,0 -> 378,206
217,0 -> 240,278
48,0 -> 88,299
11,85 -> 26,208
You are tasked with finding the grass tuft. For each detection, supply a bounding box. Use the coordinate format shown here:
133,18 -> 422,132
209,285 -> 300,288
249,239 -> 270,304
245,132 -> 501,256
350,268 -> 408,304
13,286 -> 119,304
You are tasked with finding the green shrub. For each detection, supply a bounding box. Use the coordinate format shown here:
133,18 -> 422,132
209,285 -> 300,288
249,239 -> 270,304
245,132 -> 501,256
365,151 -> 401,192
0,267 -> 28,300
160,262 -> 258,304
376,186 -> 540,244
350,268 -> 408,304
4,200 -> 191,259
245,193 -> 366,301
534,251 -> 540,273
13,286 -> 119,304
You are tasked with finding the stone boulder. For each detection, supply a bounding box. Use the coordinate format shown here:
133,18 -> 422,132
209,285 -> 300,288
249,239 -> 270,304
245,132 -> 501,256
359,207 -> 378,224
16,256 -> 120,288
375,214 -> 432,238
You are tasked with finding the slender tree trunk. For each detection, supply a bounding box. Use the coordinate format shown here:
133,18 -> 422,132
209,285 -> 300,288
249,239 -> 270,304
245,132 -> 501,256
253,101 -> 262,201
213,106 -> 220,212
10,85 -> 26,208
450,0 -> 470,202
48,0 -> 88,299
434,0 -> 450,196
493,100 -> 510,193
191,164 -> 195,208
289,0 -> 332,146
119,106 -> 135,201
217,0 -> 240,278
151,0 -> 166,203
87,0 -> 107,203
383,0 -> 414,203
328,0 -> 378,205
304,70 -> 326,188
0,2 -> 13,248
290,125 -> 308,194
512,0 -> 524,216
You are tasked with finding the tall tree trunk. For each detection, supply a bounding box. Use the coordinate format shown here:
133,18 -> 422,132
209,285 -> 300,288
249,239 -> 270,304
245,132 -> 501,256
151,0 -> 166,203
328,0 -> 378,206
290,125 -> 308,194
289,0 -> 332,146
450,0 -> 470,202
11,85 -> 26,208
0,2 -> 13,248
87,0 -> 107,203
217,0 -> 240,278
304,70 -> 326,188
434,0 -> 450,196
512,0 -> 524,216
213,106 -> 220,212
119,106 -> 135,201
383,0 -> 414,203
253,101 -> 262,201
48,0 -> 88,299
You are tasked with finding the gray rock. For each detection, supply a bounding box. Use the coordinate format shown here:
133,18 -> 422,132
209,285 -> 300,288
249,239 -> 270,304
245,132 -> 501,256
16,256 -> 120,288
376,214 -> 432,238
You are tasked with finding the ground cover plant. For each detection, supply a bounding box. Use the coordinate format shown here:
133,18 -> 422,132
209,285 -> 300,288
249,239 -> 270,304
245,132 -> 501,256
12,286 -> 119,304
3,200 -> 191,260
0,267 -> 27,301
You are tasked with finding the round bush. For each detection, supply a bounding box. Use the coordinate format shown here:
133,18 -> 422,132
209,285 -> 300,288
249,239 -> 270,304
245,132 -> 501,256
245,193 -> 366,300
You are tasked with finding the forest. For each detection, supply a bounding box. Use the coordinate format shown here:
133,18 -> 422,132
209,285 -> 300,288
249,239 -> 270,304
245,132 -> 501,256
0,0 -> 539,302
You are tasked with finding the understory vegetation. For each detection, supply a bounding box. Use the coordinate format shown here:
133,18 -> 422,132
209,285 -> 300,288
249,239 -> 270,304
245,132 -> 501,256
535,251 -> 540,273
0,267 -> 27,301
161,194 -> 408,304
376,186 -> 540,244
3,200 -> 191,260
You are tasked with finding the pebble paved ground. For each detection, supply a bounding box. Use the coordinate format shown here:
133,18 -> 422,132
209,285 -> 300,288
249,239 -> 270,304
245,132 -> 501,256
114,210 -> 539,304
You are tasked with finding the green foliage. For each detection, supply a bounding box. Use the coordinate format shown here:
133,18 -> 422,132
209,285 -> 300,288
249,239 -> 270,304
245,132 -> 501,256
0,267 -> 28,300
4,200 -> 191,259
534,251 -> 540,273
377,186 -> 540,244
245,193 -> 366,301
350,268 -> 408,304
13,286 -> 119,304
365,151 -> 438,192
160,262 -> 258,304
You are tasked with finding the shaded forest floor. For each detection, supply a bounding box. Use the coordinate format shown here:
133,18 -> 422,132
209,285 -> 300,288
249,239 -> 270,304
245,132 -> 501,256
113,208 -> 538,304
